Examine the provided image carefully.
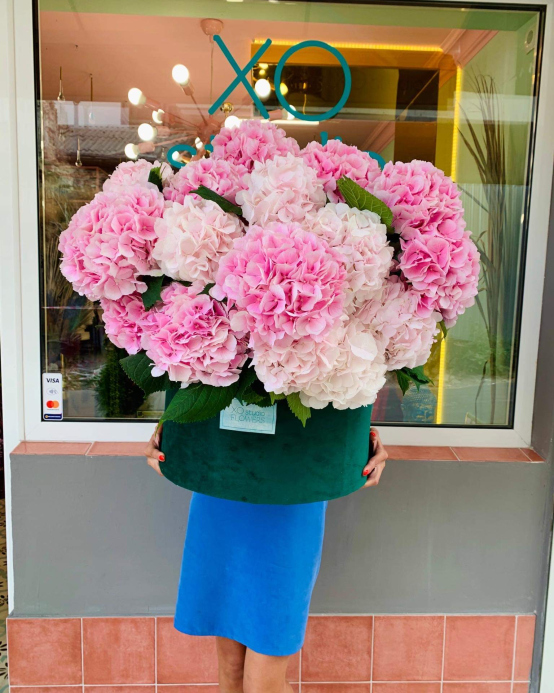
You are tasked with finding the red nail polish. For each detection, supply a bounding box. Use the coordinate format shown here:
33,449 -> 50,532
370,431 -> 377,438
159,454 -> 165,462
362,469 -> 369,476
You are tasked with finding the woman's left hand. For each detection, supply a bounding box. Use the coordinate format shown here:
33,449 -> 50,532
362,428 -> 388,488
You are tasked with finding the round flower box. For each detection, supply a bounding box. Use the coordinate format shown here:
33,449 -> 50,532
160,400 -> 373,505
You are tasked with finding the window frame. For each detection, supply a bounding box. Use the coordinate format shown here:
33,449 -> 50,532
4,0 -> 554,447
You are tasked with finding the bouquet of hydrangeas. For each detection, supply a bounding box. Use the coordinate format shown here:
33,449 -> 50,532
59,120 -> 480,428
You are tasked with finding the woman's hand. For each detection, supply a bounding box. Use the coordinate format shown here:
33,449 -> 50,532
362,428 -> 388,488
144,425 -> 165,477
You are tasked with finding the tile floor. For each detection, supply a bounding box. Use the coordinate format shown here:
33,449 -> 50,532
7,614 -> 534,691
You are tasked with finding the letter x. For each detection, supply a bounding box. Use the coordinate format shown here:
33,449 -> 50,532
209,36 -> 272,119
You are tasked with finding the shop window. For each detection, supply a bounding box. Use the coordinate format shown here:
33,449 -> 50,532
36,0 -> 544,426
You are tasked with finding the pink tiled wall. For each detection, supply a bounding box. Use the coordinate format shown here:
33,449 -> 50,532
7,614 -> 535,691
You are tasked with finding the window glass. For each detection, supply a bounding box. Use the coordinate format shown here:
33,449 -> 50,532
37,0 -> 543,425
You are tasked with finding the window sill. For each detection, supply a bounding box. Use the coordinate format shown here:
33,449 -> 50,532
10,441 -> 545,462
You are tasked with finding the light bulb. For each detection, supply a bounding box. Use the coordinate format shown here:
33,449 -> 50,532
172,64 -> 190,86
254,78 -> 271,100
138,123 -> 157,141
279,82 -> 289,96
224,115 -> 241,129
195,137 -> 203,149
128,88 -> 146,106
172,150 -> 181,162
258,68 -> 266,77
152,109 -> 164,124
124,143 -> 139,159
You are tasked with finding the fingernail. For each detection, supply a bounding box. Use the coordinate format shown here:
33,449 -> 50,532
159,454 -> 165,462
370,431 -> 377,438
362,469 -> 369,476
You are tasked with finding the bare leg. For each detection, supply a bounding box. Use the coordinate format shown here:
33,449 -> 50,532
216,636 -> 246,693
243,648 -> 295,693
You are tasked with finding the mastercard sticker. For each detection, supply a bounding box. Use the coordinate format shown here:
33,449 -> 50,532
42,372 -> 63,421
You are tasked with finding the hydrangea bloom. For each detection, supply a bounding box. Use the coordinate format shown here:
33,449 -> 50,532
301,139 -> 381,202
153,198 -> 244,284
103,159 -> 173,193
164,158 -> 247,205
307,203 -> 393,310
252,333 -> 337,396
357,276 -> 440,370
399,231 -> 480,326
299,317 -> 387,410
142,282 -> 247,387
59,185 -> 164,301
371,160 -> 480,325
214,222 -> 346,347
100,293 -> 156,355
211,119 -> 300,171
236,154 -> 326,226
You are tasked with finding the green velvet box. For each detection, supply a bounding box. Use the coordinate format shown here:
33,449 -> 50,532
160,398 -> 372,505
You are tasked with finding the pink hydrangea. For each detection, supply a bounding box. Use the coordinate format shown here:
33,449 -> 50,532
252,333 -> 338,396
298,317 -> 387,410
142,282 -> 247,387
59,185 -> 164,301
371,160 -> 480,326
211,120 -> 300,171
371,160 -> 466,239
164,158 -> 247,205
307,202 -> 393,310
100,293 -> 156,355
153,198 -> 244,284
103,159 -> 173,193
358,276 -> 440,370
236,154 -> 325,226
213,222 -> 346,347
301,139 -> 381,202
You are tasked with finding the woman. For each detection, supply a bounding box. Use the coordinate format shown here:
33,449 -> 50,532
145,426 -> 388,693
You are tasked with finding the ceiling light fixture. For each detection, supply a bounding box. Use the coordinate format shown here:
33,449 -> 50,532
125,143 -> 139,159
128,88 -> 146,106
254,78 -> 272,100
138,123 -> 157,141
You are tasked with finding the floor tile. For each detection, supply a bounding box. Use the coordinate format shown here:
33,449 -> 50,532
451,448 -> 528,462
11,689 -> 82,693
444,616 -> 515,681
7,618 -> 82,685
443,685 -> 511,693
156,617 -> 218,683
373,685 -> 441,693
373,615 -> 443,681
520,448 -> 544,462
514,615 -> 535,681
301,615 -> 372,682
513,684 -> 530,693
158,688 -> 219,693
302,685 -> 371,692
387,446 -> 456,461
83,617 -> 155,684
85,688 -> 156,693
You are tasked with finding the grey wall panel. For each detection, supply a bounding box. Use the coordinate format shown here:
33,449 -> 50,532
10,452 -> 550,617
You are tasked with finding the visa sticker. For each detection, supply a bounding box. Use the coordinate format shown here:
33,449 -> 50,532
220,399 -> 277,435
42,372 -> 63,421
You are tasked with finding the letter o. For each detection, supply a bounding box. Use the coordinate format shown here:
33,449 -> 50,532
166,143 -> 198,169
274,40 -> 352,122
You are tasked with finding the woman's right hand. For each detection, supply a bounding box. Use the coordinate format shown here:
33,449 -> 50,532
144,425 -> 165,477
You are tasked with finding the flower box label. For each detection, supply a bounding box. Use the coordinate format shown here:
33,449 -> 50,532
220,400 -> 277,435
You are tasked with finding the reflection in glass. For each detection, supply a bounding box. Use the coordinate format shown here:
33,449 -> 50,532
36,0 -> 542,425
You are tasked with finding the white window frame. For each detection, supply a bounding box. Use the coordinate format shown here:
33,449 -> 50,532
1,0 -> 553,448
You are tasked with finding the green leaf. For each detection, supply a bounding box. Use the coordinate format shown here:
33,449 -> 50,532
200,283 -> 215,296
148,166 -> 163,192
439,320 -> 449,338
269,392 -> 286,404
140,274 -> 165,309
395,366 -> 434,395
286,392 -> 311,427
119,351 -> 174,395
160,381 -> 238,424
235,367 -> 273,408
337,176 -> 394,230
190,185 -> 243,217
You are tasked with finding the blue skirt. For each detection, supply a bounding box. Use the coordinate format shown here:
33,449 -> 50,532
174,493 -> 327,656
